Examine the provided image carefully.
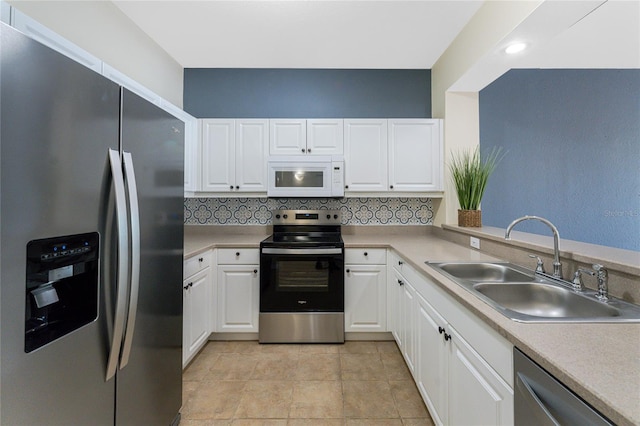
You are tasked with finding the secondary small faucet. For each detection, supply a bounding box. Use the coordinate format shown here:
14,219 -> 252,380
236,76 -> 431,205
505,215 -> 563,279
593,264 -> 609,302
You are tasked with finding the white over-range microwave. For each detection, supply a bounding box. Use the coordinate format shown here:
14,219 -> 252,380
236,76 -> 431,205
267,156 -> 345,198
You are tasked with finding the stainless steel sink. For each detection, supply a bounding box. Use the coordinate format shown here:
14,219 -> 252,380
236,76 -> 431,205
426,261 -> 640,323
432,262 -> 536,283
473,282 -> 621,319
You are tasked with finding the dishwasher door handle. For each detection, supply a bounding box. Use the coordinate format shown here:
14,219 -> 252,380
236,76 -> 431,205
516,372 -> 561,426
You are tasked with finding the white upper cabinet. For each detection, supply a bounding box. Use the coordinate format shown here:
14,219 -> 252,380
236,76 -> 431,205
200,119 -> 269,194
306,119 -> 344,155
270,119 -> 307,155
235,120 -> 270,192
201,119 -> 236,192
344,119 -> 389,192
270,119 -> 343,155
388,119 -> 443,192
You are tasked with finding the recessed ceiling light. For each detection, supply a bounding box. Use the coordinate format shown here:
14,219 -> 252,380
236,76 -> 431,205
505,42 -> 527,55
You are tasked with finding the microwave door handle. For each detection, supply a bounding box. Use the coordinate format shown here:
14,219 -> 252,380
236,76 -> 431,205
261,248 -> 343,255
119,152 -> 140,369
105,149 -> 130,381
516,372 -> 561,426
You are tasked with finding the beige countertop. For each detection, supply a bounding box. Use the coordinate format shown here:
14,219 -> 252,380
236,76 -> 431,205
184,226 -> 640,426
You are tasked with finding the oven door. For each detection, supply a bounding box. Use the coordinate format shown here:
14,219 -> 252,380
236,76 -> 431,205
260,247 -> 344,312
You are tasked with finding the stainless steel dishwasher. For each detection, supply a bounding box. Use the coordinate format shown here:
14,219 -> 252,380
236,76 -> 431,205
514,348 -> 614,425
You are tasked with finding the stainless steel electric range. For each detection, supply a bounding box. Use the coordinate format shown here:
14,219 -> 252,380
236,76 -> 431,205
259,210 -> 344,343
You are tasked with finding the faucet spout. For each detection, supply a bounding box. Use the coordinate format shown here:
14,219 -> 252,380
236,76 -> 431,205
505,215 -> 563,279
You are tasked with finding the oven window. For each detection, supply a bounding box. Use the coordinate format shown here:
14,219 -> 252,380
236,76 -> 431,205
277,260 -> 329,291
275,171 -> 324,188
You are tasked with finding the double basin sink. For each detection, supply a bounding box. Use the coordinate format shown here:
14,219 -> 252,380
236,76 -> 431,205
426,261 -> 640,323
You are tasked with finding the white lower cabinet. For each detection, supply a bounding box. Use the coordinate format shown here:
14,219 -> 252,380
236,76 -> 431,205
345,249 -> 387,332
183,252 -> 212,366
390,266 -> 417,376
216,249 -> 260,333
447,326 -> 513,426
389,251 -> 514,425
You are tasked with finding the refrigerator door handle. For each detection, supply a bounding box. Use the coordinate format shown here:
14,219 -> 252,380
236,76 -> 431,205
106,148 -> 130,381
119,151 -> 140,369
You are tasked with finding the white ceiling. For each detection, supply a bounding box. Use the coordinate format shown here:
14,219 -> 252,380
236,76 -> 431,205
113,0 -> 639,70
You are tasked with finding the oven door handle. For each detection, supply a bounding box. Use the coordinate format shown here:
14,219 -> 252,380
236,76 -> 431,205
261,247 -> 343,255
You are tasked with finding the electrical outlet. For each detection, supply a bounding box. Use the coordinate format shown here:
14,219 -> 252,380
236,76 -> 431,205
470,237 -> 480,250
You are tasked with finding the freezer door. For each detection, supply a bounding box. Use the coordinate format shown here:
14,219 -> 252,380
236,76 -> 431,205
0,23 -> 120,425
115,88 -> 184,426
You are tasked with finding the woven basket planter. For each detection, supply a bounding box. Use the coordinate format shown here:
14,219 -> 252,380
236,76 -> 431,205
458,209 -> 482,227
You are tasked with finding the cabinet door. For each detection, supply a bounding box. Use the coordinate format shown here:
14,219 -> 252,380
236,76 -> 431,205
307,119 -> 344,155
344,119 -> 388,192
235,119 -> 269,192
217,264 -> 260,332
201,119 -> 235,192
389,268 -> 404,346
270,119 -> 307,155
183,268 -> 211,365
345,264 -> 387,332
388,119 -> 442,192
416,293 -> 448,426
188,269 -> 211,354
400,279 -> 417,376
447,327 -> 514,426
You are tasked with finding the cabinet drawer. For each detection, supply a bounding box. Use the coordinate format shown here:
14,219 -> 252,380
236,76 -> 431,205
217,248 -> 260,265
389,250 -> 408,273
184,251 -> 211,279
345,248 -> 386,264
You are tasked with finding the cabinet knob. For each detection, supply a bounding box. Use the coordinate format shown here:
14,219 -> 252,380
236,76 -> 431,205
364,252 -> 368,256
183,284 -> 190,290
235,185 -> 239,189
236,252 -> 240,256
301,148 -> 306,153
253,269 -> 258,274
390,185 -> 394,189
397,279 -> 404,286
444,333 -> 452,342
398,261 -> 404,265
198,257 -> 203,262
438,326 -> 445,334
345,185 -> 349,189
229,185 -> 234,190
307,148 -> 311,153
346,269 -> 351,273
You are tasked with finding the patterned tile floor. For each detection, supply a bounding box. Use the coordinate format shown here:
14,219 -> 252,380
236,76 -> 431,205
181,341 -> 435,426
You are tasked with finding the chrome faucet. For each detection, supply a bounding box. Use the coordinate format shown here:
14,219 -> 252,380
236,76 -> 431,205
593,264 -> 609,302
505,215 -> 563,279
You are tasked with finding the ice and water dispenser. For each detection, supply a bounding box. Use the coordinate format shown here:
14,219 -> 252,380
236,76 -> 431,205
25,232 -> 99,353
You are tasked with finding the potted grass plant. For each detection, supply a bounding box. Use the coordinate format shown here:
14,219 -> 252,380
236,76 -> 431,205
449,146 -> 504,227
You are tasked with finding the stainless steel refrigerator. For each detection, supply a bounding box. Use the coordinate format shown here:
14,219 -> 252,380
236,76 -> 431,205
0,22 -> 184,425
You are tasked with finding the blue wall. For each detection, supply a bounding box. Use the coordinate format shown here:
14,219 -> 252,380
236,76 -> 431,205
183,69 -> 431,118
480,69 -> 640,251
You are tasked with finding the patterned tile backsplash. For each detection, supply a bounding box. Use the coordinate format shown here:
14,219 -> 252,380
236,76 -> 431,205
184,198 -> 434,226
